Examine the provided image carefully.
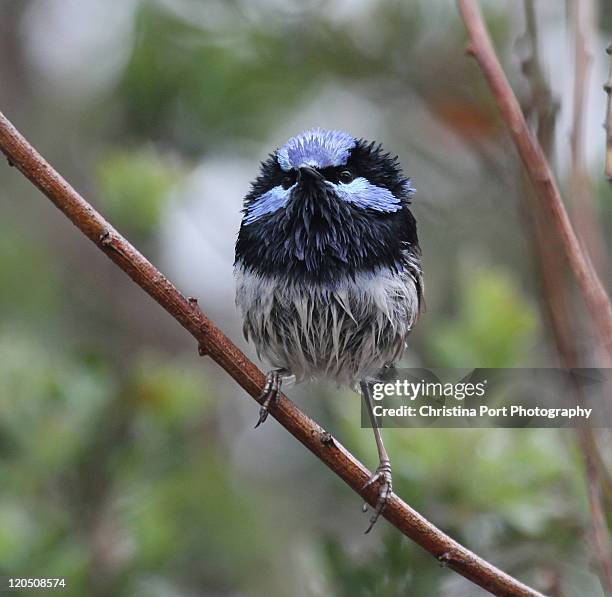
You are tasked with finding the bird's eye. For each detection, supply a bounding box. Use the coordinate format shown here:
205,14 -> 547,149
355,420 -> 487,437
281,173 -> 295,190
339,169 -> 353,184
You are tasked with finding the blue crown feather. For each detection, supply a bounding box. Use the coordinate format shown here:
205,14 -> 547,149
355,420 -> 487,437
277,128 -> 355,171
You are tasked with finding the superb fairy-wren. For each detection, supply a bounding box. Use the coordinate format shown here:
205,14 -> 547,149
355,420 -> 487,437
235,128 -> 423,531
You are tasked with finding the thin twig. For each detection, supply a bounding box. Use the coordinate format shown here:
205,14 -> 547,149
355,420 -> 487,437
577,428 -> 612,596
521,0 -> 558,157
566,8 -> 612,591
519,0 -> 575,407
0,111 -> 546,597
521,0 -> 612,497
605,42 -> 612,181
512,4 -> 612,593
457,0 -> 612,362
569,0 -> 607,277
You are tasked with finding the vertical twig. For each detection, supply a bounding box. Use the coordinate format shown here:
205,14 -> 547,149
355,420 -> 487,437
521,0 -> 558,156
518,3 -> 612,595
569,0 -> 608,276
567,13 -> 612,589
577,428 -> 612,597
604,42 -> 612,181
520,1 -> 573,346
457,0 -> 612,361
519,0 -> 574,373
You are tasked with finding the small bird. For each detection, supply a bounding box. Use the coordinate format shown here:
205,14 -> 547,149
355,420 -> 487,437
234,128 -> 423,531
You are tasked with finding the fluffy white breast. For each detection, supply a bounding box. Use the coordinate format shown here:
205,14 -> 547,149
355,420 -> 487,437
235,266 -> 419,386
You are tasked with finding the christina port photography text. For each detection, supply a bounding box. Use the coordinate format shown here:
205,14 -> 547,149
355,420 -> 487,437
363,369 -> 610,428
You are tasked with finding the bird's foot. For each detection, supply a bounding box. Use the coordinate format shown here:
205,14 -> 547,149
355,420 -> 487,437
362,459 -> 392,533
254,370 -> 282,428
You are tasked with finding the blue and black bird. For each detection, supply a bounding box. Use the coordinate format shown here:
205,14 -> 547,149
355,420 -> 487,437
234,128 -> 423,531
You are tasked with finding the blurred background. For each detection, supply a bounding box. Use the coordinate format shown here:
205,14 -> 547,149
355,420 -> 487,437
0,0 -> 611,595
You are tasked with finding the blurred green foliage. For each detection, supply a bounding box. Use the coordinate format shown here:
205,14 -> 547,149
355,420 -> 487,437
96,148 -> 183,238
428,267 -> 538,367
0,230 -> 62,324
323,533 -> 442,596
120,4 -> 323,152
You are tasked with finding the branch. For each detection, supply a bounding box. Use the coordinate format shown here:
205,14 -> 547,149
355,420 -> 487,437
570,0 -> 593,175
605,42 -> 612,181
568,5 -> 612,591
0,112 -> 546,596
577,428 -> 612,596
520,0 -> 558,157
518,0 -> 574,366
457,0 -> 612,362
479,3 -> 612,592
569,0 -> 608,278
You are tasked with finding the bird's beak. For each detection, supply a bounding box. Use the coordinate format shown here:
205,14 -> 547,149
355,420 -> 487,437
298,165 -> 324,183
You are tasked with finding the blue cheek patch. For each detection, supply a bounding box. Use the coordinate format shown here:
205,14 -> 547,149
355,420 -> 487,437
243,184 -> 295,225
244,178 -> 402,225
330,177 -> 402,212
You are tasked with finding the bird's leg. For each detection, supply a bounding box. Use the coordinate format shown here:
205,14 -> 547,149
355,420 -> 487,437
360,379 -> 393,533
255,369 -> 285,428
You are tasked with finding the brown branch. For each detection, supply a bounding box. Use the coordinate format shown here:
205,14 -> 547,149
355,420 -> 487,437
566,8 -> 612,590
0,113 -> 547,596
577,428 -> 612,596
605,42 -> 612,181
569,0 -> 608,279
569,5 -> 612,591
519,0 -> 576,397
503,3 -> 612,593
520,0 -> 558,158
570,0 -> 593,177
457,0 -> 612,362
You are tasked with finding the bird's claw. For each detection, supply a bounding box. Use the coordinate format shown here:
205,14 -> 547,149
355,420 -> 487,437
362,459 -> 392,533
254,370 -> 281,428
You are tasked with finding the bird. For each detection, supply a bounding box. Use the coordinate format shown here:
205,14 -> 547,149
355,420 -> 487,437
234,128 -> 423,532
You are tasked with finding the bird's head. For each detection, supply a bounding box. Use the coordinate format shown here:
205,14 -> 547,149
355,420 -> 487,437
235,128 -> 419,283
